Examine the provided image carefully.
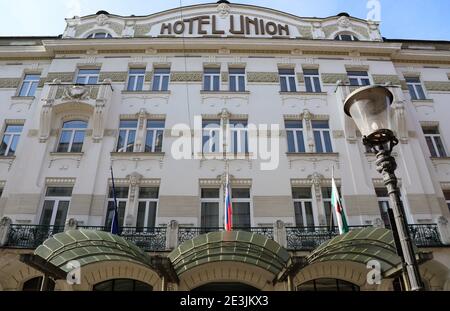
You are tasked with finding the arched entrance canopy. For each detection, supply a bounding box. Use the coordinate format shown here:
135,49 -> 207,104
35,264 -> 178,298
168,231 -> 290,276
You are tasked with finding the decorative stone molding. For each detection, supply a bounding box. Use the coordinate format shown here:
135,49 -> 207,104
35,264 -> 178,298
45,72 -> 74,83
424,81 -> 450,92
0,78 -> 21,88
321,73 -> 349,84
110,152 -> 165,169
221,72 -> 229,82
201,91 -> 250,106
199,177 -> 252,187
134,24 -> 152,36
322,25 -> 339,38
297,25 -> 313,38
286,153 -> 340,170
296,73 -> 305,83
372,75 -> 402,85
332,130 -> 345,139
45,177 -> 76,186
170,72 -> 202,82
99,72 -> 128,82
217,2 -> 231,18
247,72 -> 279,83
48,152 -> 83,169
0,157 -> 15,171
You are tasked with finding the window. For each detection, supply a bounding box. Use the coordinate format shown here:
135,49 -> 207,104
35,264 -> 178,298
18,74 -> 40,97
0,187 -> 3,197
322,187 -> 336,228
136,187 -> 158,231
105,187 -> 129,228
76,69 -> 100,85
201,188 -> 220,230
203,68 -> 220,91
376,188 -> 391,229
87,32 -> 112,39
117,120 -> 138,152
229,120 -> 248,154
23,277 -> 55,291
285,121 -> 305,153
297,279 -> 359,291
292,187 -> 314,227
232,188 -> 251,229
152,68 -> 170,91
0,124 -> 23,156
423,126 -> 447,158
347,71 -> 370,86
312,121 -> 333,153
127,68 -> 145,91
57,120 -> 87,153
335,34 -> 359,41
93,279 -> 152,291
229,68 -> 246,92
39,187 -> 72,227
443,190 -> 450,212
406,77 -> 426,100
202,120 -> 221,153
303,69 -> 322,93
279,69 -> 297,92
145,120 -> 165,152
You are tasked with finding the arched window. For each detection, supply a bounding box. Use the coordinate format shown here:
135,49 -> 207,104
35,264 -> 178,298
93,279 -> 153,291
23,277 -> 55,291
87,32 -> 113,39
57,120 -> 88,153
297,278 -> 360,291
334,33 -> 359,41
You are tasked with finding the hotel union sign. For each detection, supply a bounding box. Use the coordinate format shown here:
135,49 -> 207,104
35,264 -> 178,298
159,15 -> 290,37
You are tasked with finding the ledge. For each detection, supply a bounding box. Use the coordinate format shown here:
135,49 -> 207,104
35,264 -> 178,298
279,91 -> 327,96
10,96 -> 35,100
286,152 -> 339,157
200,90 -> 250,95
110,152 -> 165,158
0,156 -> 16,160
49,152 -> 84,157
412,99 -> 434,103
198,152 -> 254,160
430,157 -> 450,162
121,90 -> 171,95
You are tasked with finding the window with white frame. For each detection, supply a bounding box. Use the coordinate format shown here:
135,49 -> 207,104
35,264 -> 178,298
76,69 -> 100,85
322,187 -> 336,229
201,188 -> 220,231
292,187 -> 315,227
127,68 -> 145,91
18,74 -> 40,97
39,187 -> 72,228
145,120 -> 165,153
232,188 -> 251,229
203,68 -> 220,91
406,77 -> 426,100
423,126 -> 447,158
303,69 -> 322,93
279,68 -> 297,92
117,120 -> 138,152
57,120 -> 87,153
376,188 -> 391,229
347,71 -> 370,86
87,32 -> 112,39
202,120 -> 221,153
444,190 -> 450,212
335,33 -> 359,41
152,68 -> 170,91
105,186 -> 129,228
229,68 -> 246,92
285,120 -> 305,153
229,120 -> 249,154
136,187 -> 158,231
0,124 -> 24,157
312,120 -> 333,153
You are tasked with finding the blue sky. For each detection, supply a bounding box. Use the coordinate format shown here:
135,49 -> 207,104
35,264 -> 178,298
0,0 -> 449,40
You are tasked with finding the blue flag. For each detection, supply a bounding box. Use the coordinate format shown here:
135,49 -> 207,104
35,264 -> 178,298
110,166 -> 120,235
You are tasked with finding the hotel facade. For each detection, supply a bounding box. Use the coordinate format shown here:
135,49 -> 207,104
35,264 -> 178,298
0,1 -> 450,291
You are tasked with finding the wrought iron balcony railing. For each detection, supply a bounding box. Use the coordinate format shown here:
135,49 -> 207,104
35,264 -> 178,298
1,223 -> 444,251
177,227 -> 274,245
6,224 -> 65,249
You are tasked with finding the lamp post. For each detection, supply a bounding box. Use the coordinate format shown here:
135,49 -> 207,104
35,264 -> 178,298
343,85 -> 423,291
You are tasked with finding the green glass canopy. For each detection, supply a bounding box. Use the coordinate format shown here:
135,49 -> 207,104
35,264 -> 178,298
168,231 -> 290,275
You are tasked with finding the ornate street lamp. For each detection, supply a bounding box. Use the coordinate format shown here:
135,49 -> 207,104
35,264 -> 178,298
344,85 -> 423,291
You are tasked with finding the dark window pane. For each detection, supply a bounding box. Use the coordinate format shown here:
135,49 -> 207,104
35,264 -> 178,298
154,68 -> 170,74
147,120 -> 165,128
314,131 -> 323,153
288,76 -> 297,92
152,75 -> 161,91
287,131 -> 296,152
7,135 -> 19,155
119,120 -> 138,128
204,75 -> 211,90
28,82 -> 38,96
285,121 -> 302,129
232,202 -> 250,228
54,201 -> 69,226
232,188 -> 250,199
201,202 -> 219,228
57,131 -> 71,152
39,201 -> 54,225
213,76 -> 220,91
279,69 -> 295,75
19,82 -> 30,96
127,76 -> 136,91
296,131 -> 305,152
304,202 -> 314,226
88,77 -> 98,84
238,76 -> 245,91
312,121 -> 329,129
109,187 -> 129,199
305,77 -> 313,92
280,76 -> 288,92
294,202 -> 304,227
63,121 -> 87,129
425,137 -> 438,157
230,76 -> 236,91
323,131 -> 333,152
434,136 -> 447,157
347,71 -> 368,77
303,69 -> 319,75
139,187 -> 159,199
313,77 -> 322,92
161,76 -> 169,91
136,203 -> 146,228
46,187 -> 73,197
292,187 -> 312,199
201,188 -> 220,198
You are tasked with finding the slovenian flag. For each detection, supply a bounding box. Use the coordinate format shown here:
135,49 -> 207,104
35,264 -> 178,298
332,169 -> 349,235
224,172 -> 233,231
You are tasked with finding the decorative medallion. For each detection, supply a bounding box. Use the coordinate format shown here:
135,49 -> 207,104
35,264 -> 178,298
217,3 -> 231,19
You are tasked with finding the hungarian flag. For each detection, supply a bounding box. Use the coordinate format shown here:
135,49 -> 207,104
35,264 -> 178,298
331,170 -> 349,235
224,172 -> 233,231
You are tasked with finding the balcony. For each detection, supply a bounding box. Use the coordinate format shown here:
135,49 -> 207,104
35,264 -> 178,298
0,223 -> 445,252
